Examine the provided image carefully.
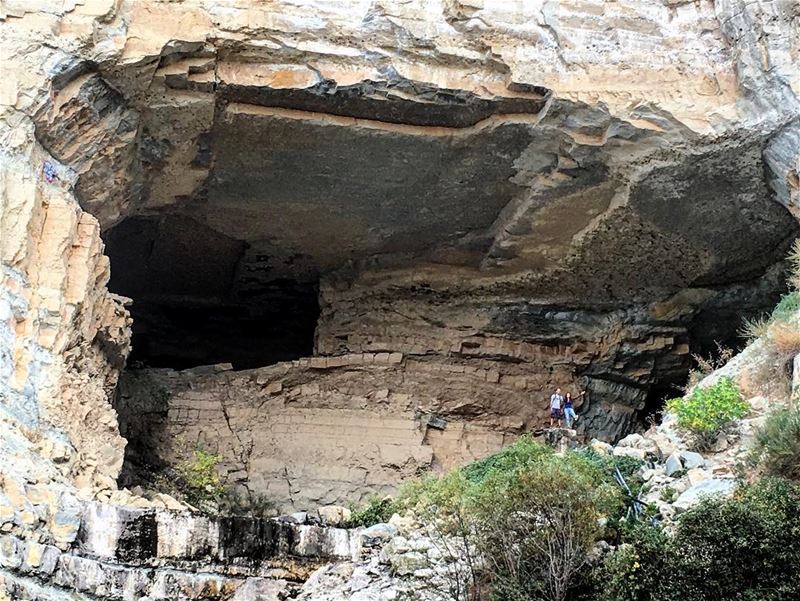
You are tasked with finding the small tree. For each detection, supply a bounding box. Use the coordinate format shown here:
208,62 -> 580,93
177,447 -> 225,507
470,457 -> 609,601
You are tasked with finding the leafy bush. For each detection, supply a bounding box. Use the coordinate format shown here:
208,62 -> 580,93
177,448 -> 225,506
595,478 -> 800,601
667,478 -> 800,601
771,290 -> 800,322
376,438 -> 626,601
595,523 -> 670,601
461,435 -> 552,484
666,377 -> 749,450
470,456 -> 610,601
346,495 -> 399,527
753,404 -> 800,481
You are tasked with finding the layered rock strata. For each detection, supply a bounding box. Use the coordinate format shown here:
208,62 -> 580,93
1,1 -> 800,597
0,499 -> 353,600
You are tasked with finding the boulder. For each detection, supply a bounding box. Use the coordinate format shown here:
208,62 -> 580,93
284,512 -> 308,525
680,451 -> 705,469
388,513 -> 415,533
616,433 -> 646,448
231,577 -> 289,601
616,433 -> 660,458
317,505 -> 352,527
388,551 -> 428,576
664,453 -> 683,477
590,439 -> 613,455
712,435 -> 730,452
686,467 -> 708,486
673,479 -> 736,513
613,446 -> 647,461
359,523 -> 397,547
648,432 -> 679,458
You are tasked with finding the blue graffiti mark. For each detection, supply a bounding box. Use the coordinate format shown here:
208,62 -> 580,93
43,161 -> 57,183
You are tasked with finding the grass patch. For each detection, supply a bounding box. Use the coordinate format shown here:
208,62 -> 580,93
739,315 -> 771,343
771,290 -> 800,322
752,404 -> 800,481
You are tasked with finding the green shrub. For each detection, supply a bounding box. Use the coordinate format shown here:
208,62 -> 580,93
772,290 -> 800,322
469,456 -> 613,601
177,448 -> 225,506
666,377 -> 749,450
461,435 -> 552,484
596,478 -> 800,601
752,405 -> 800,481
346,495 -> 399,527
595,523 -> 670,601
668,478 -> 800,601
557,451 -> 640,527
574,450 -> 644,489
383,438 -> 626,601
659,486 -> 677,503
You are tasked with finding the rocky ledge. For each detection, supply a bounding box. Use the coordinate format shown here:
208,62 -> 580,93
1,498 -> 355,600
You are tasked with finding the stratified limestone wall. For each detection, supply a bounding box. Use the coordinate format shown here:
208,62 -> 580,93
0,136 -> 130,494
117,354 -> 546,511
0,499 -> 354,600
0,8 -> 799,600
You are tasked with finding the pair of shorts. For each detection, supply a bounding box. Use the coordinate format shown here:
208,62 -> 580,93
550,407 -> 561,418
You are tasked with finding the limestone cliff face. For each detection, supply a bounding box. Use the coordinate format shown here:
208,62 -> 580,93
0,1 -> 799,598
1,0 -> 800,548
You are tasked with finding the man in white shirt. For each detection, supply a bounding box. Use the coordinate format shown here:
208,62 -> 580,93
548,387 -> 563,428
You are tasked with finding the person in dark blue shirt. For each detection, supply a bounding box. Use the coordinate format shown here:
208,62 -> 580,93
563,390 -> 585,428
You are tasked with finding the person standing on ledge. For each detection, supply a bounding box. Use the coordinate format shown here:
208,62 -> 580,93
563,390 -> 585,429
548,387 -> 564,428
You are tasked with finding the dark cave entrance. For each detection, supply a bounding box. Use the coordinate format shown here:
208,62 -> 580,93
104,215 -> 320,370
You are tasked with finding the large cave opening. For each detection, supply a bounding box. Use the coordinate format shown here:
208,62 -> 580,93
32,60 -> 800,511
104,215 -> 320,370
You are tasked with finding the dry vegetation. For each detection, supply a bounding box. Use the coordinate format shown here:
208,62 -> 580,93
685,344 -> 735,391
736,239 -> 800,397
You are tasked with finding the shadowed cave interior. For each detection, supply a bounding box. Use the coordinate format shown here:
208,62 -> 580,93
104,215 -> 321,370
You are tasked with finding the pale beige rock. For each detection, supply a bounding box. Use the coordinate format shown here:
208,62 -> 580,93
317,505 -> 352,527
612,446 -> 647,461
687,468 -> 709,486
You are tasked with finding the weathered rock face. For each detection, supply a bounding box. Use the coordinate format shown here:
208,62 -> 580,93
39,0 -> 794,440
0,498 -> 356,600
1,2 -> 800,595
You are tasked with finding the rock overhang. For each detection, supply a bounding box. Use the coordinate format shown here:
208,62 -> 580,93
3,0 -> 799,493
33,39 -> 797,291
